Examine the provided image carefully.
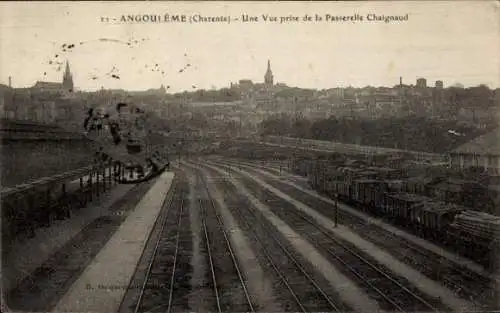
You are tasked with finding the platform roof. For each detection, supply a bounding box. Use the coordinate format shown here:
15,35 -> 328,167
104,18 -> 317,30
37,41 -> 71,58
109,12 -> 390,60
1,163 -> 109,199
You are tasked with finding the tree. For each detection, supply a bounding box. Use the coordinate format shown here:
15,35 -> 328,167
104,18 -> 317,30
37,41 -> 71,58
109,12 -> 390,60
291,116 -> 311,138
259,115 -> 291,135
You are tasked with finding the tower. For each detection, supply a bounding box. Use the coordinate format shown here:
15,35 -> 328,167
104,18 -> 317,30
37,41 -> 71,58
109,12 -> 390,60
416,78 -> 427,88
264,59 -> 274,86
8,76 -> 11,88
63,61 -> 74,91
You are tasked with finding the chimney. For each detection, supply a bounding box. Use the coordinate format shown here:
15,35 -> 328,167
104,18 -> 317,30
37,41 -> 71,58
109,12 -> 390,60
8,76 -> 12,88
399,76 -> 402,87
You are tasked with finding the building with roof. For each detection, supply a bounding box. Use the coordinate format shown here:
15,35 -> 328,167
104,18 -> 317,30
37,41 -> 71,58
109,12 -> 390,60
238,79 -> 254,91
449,127 -> 500,172
32,81 -> 64,91
32,61 -> 74,92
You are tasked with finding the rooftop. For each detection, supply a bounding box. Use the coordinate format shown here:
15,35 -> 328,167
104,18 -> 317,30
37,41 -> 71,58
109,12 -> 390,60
353,179 -> 384,184
367,166 -> 399,172
356,171 -> 379,176
417,201 -> 465,213
33,81 -> 64,89
451,127 -> 500,155
429,181 -> 464,193
388,192 -> 431,203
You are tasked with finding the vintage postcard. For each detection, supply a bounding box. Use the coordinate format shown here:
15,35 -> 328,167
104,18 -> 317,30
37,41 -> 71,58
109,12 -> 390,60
1,1 -> 499,312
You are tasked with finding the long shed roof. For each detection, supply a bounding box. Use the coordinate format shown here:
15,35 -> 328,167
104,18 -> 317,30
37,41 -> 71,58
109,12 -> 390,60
451,127 -> 500,155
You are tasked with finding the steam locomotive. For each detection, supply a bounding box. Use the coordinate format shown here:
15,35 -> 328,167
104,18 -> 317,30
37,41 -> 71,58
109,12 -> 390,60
84,102 -> 170,183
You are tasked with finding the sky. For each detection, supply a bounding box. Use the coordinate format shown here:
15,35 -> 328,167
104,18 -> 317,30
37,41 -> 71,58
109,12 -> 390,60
0,1 -> 499,92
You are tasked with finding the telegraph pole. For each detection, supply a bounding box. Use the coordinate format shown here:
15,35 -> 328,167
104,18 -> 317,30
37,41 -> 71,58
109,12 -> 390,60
335,193 -> 339,227
179,92 -> 186,162
239,110 -> 243,137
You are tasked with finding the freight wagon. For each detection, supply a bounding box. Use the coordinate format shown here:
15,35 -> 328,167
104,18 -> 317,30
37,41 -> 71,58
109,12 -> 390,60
322,177 -> 496,265
447,210 -> 500,260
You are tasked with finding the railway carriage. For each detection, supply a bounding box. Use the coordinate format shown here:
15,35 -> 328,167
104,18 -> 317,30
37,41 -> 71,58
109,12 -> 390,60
424,178 -> 497,214
297,154 -> 499,268
352,180 -> 390,213
411,201 -> 464,238
322,170 -> 346,197
331,180 -> 351,200
350,179 -> 375,203
306,160 -> 318,188
299,158 -> 315,178
288,156 -> 307,175
319,164 -> 344,193
307,159 -> 330,190
447,210 -> 500,262
380,193 -> 431,226
385,179 -> 404,192
402,176 -> 430,195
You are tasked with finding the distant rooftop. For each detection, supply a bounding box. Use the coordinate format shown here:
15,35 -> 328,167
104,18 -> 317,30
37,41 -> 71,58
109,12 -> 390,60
33,81 -> 64,89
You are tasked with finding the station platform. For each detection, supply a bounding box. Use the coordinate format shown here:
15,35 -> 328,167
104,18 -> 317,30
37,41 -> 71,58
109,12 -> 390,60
2,182 -> 134,293
54,171 -> 175,313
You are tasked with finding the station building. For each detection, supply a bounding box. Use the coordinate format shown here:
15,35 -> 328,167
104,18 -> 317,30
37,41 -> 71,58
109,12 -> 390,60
449,127 -> 500,173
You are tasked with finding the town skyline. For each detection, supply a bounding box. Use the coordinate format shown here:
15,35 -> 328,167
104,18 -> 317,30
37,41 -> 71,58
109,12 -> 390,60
3,58 -> 495,94
1,1 -> 499,92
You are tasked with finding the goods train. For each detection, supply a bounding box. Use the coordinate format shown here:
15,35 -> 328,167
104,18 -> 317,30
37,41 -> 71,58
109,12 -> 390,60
289,157 -> 499,266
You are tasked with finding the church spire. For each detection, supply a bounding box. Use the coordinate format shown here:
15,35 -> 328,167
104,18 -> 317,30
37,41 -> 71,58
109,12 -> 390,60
65,61 -> 70,76
264,59 -> 273,86
63,60 -> 74,91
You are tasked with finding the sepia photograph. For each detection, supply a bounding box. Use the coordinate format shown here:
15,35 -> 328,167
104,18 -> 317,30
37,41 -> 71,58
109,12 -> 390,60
0,1 -> 499,312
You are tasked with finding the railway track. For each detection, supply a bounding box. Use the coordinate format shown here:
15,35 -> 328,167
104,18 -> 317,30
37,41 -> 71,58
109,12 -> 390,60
130,164 -> 254,312
194,163 -> 348,312
291,214 -> 442,312
132,179 -> 189,313
210,161 -> 445,312
196,170 -> 254,312
215,158 -> 309,187
223,159 -> 497,310
361,224 -> 496,309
